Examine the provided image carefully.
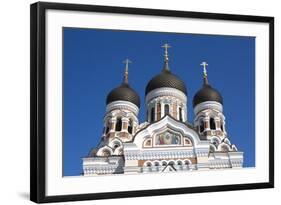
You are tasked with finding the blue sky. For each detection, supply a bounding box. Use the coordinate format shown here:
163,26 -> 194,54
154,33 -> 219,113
63,27 -> 255,176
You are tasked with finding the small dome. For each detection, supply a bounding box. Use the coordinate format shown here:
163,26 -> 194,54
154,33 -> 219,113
106,83 -> 140,108
145,70 -> 187,95
193,84 -> 223,107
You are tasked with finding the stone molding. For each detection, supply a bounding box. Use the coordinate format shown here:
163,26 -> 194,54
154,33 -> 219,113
146,87 -> 187,104
106,100 -> 139,115
194,101 -> 223,116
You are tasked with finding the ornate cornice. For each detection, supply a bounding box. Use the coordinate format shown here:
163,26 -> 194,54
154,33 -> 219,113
124,150 -> 196,160
106,100 -> 139,115
194,101 -> 223,116
146,87 -> 187,104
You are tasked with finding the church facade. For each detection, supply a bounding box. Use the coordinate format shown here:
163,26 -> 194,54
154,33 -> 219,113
82,44 -> 243,176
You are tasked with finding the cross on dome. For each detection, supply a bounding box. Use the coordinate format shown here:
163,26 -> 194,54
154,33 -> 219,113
200,61 -> 209,85
122,58 -> 132,84
161,43 -> 171,61
200,61 -> 208,77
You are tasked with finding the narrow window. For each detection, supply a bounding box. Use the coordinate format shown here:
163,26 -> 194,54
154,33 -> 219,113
116,117 -> 122,131
150,107 -> 155,122
199,119 -> 204,133
179,107 -> 183,121
210,118 -> 216,130
105,126 -> 110,134
128,119 -> 133,134
156,103 -> 161,120
164,104 -> 169,116
221,123 -> 224,131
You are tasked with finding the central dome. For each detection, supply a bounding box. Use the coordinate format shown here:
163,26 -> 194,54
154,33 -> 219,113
145,69 -> 187,95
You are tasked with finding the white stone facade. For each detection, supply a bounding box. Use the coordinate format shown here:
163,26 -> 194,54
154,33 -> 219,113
82,87 -> 243,176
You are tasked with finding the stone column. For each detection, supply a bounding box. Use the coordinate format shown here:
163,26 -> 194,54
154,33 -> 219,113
203,117 -> 210,130
157,102 -> 161,120
121,118 -> 129,132
173,103 -> 177,119
110,118 -> 116,132
215,117 -> 221,131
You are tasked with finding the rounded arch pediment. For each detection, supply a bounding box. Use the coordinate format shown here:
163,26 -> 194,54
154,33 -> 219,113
133,115 -> 204,149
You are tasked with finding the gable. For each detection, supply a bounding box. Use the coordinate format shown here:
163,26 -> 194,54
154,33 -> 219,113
132,115 -> 205,149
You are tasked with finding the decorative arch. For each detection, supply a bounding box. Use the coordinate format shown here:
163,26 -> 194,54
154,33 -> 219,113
96,146 -> 113,157
143,138 -> 152,148
153,160 -> 160,166
131,115 -> 209,151
210,136 -> 221,147
108,138 -> 123,149
183,159 -> 192,165
183,137 -> 193,146
176,160 -> 183,165
144,161 -> 153,167
218,143 -> 231,152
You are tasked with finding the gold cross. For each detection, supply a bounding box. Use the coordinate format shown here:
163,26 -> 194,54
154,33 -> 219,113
200,61 -> 208,77
122,59 -> 132,83
161,43 -> 171,60
123,58 -> 132,73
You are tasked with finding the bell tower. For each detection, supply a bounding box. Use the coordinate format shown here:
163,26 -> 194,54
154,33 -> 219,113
95,59 -> 140,157
193,62 -> 239,153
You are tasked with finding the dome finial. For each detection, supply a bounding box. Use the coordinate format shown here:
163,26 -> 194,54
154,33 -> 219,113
122,58 -> 132,84
200,61 -> 209,85
161,43 -> 171,71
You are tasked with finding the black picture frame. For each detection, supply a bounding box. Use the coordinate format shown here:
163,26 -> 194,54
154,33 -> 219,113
30,1 -> 274,203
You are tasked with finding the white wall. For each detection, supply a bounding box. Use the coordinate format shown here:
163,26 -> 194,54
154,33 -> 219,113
0,0 -> 279,204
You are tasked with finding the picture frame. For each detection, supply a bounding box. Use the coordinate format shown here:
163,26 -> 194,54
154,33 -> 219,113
30,1 -> 274,203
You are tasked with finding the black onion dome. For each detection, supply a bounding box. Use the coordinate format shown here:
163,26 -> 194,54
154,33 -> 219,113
106,82 -> 140,108
193,84 -> 223,107
145,70 -> 187,95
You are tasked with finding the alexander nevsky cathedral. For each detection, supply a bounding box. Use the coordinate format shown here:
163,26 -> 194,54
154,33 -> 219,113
82,44 -> 243,176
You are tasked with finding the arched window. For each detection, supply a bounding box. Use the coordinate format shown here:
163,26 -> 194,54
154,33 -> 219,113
210,118 -> 216,130
179,107 -> 183,121
105,126 -> 110,134
221,123 -> 224,131
184,160 -> 190,165
164,104 -> 169,116
115,117 -> 122,131
177,161 -> 183,165
146,162 -> 152,167
199,119 -> 204,133
128,119 -> 133,134
150,107 -> 155,122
